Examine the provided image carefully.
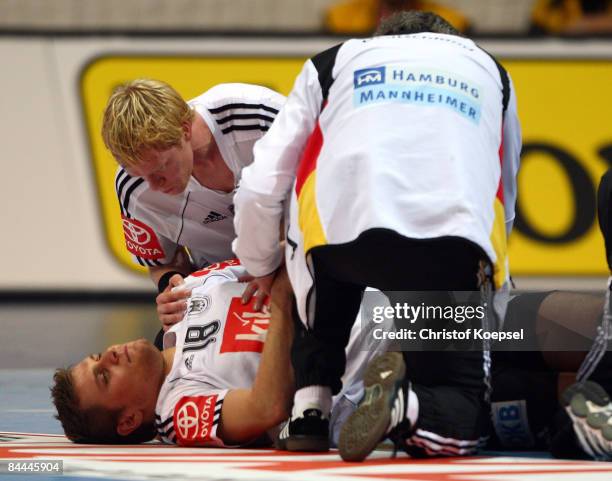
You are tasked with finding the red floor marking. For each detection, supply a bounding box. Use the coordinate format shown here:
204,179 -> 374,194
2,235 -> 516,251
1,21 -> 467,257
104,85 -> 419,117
2,432 -> 612,481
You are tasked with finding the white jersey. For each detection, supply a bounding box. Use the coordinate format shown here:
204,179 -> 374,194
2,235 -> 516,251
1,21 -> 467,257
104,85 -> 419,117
154,260 -> 388,447
116,83 -> 285,269
233,34 -> 521,322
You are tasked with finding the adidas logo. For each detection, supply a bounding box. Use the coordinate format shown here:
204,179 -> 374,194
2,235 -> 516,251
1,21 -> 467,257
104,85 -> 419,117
202,211 -> 227,225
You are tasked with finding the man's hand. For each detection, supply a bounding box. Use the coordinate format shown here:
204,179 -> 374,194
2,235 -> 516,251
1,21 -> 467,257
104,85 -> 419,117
156,273 -> 191,331
241,272 -> 276,311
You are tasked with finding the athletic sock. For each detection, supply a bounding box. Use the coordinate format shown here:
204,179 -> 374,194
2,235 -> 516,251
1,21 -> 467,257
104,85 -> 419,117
293,386 -> 332,419
386,382 -> 419,434
406,386 -> 419,427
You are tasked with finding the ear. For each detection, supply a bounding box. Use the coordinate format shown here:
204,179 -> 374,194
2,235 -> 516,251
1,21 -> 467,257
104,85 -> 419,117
116,409 -> 144,437
182,120 -> 192,141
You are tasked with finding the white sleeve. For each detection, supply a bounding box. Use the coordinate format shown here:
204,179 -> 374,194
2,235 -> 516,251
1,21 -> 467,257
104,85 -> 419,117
501,76 -> 521,236
233,60 -> 323,277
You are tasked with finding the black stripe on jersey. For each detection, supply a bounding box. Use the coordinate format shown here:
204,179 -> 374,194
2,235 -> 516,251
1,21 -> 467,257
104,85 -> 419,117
494,59 -> 510,114
176,192 -> 190,244
208,103 -> 279,115
479,49 -> 510,114
115,170 -> 133,199
311,43 -> 343,104
156,419 -> 174,438
115,170 -> 132,216
122,177 -> 145,216
115,169 -> 128,198
212,399 -> 224,424
214,113 -> 276,125
487,55 -> 510,114
136,256 -> 145,266
156,421 -> 173,431
182,337 -> 215,353
155,416 -> 172,428
221,124 -> 270,135
167,376 -> 217,385
158,426 -> 175,439
116,174 -> 143,218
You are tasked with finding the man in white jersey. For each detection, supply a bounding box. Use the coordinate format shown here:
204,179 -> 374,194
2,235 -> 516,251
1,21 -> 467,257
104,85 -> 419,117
102,79 -> 285,342
48,258 -> 612,457
232,11 -> 521,460
51,261 -> 388,446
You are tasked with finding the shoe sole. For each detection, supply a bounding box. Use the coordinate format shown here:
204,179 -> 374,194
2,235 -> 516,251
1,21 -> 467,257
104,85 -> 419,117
562,381 -> 612,456
338,352 -> 406,462
285,435 -> 330,452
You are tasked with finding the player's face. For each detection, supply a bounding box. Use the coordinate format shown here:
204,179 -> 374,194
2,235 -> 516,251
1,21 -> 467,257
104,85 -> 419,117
128,139 -> 194,195
71,339 -> 164,417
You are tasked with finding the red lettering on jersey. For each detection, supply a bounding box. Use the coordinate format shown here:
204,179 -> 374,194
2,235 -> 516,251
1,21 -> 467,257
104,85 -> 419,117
121,216 -> 165,260
191,259 -> 241,278
173,395 -> 218,446
220,297 -> 270,353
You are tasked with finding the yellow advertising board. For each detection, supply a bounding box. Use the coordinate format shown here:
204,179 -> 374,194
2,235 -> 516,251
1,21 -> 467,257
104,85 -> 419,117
81,56 -> 612,276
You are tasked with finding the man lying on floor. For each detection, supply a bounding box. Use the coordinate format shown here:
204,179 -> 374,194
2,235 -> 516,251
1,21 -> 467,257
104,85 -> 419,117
50,260 -> 388,446
51,259 -> 612,458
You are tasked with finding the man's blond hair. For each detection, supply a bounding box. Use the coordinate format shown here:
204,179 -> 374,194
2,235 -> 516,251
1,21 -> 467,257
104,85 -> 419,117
101,79 -> 195,168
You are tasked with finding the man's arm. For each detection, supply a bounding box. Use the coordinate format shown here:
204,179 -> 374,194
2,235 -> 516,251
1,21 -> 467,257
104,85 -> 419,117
232,59 -> 323,279
501,75 -> 521,236
150,247 -> 195,330
216,267 -> 295,445
148,246 -> 193,287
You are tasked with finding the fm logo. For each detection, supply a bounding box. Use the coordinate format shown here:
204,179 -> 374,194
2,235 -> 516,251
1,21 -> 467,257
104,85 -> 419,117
354,67 -> 385,88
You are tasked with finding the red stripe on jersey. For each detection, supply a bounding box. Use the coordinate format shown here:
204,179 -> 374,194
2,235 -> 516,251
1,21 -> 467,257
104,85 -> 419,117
496,126 -> 504,203
191,259 -> 241,278
295,103 -> 327,196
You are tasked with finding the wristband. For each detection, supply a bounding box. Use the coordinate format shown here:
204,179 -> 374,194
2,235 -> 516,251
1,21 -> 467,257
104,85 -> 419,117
157,271 -> 183,293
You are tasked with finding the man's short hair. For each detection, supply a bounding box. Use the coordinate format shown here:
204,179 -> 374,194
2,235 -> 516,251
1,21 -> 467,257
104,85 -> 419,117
50,368 -> 156,444
101,78 -> 195,168
375,11 -> 461,36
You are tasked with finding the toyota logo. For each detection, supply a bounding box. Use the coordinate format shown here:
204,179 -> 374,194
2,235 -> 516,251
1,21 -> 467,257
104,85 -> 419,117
122,220 -> 151,245
176,401 -> 199,438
